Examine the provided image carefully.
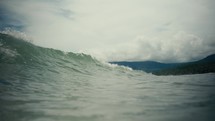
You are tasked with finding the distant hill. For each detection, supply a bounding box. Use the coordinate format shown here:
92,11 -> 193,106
198,54 -> 215,62
110,61 -> 181,73
110,54 -> 215,75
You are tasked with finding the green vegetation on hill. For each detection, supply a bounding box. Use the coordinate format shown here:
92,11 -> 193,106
154,54 -> 215,75
153,61 -> 215,75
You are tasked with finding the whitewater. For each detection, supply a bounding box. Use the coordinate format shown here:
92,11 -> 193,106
0,33 -> 215,121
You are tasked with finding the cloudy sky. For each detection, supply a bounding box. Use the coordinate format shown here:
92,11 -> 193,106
1,0 -> 215,62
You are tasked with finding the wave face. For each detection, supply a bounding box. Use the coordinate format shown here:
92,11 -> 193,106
1,33 -> 215,121
0,33 -> 122,77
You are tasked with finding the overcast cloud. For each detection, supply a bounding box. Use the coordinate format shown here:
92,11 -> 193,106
1,0 -> 215,62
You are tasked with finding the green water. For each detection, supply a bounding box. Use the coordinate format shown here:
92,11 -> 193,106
0,33 -> 215,121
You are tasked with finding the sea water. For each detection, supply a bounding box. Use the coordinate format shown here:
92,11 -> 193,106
0,33 -> 215,121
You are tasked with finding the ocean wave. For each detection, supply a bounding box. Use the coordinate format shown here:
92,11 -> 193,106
0,32 -> 137,75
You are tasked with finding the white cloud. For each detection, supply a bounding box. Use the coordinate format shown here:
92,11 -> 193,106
1,0 -> 215,62
86,31 -> 214,62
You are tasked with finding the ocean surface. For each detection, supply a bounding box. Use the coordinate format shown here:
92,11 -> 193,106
0,33 -> 215,121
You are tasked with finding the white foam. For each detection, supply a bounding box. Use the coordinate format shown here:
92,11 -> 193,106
101,61 -> 133,71
0,47 -> 19,58
0,28 -> 33,43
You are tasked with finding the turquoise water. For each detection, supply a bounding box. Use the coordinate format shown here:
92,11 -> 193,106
0,33 -> 215,121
